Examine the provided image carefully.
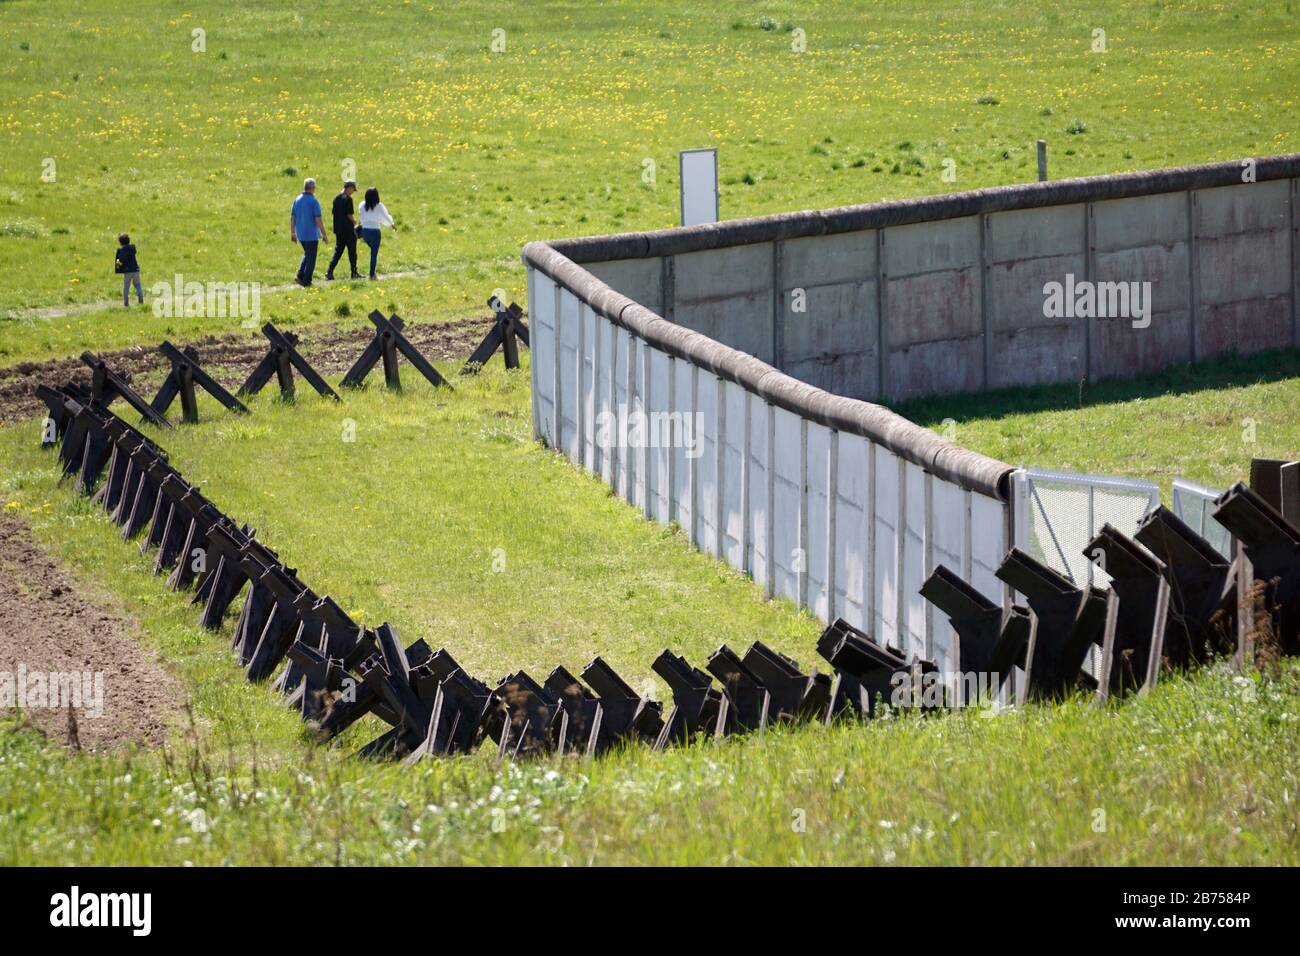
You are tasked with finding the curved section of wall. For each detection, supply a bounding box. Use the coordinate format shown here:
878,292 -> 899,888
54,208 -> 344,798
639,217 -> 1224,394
522,240 -> 1013,501
531,153 -> 1300,406
523,154 -> 1300,660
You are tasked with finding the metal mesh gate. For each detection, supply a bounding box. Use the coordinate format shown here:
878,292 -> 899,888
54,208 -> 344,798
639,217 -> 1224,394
1010,468 -> 1160,587
1171,477 -> 1232,558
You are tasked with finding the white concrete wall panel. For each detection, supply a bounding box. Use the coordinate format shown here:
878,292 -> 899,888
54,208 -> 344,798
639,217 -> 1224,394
780,281 -> 880,399
580,304 -> 597,473
721,380 -> 748,570
613,326 -> 631,499
696,373 -> 721,555
902,462 -> 929,661
526,267 -> 540,439
672,243 -> 776,362
805,423 -> 834,619
531,271 -> 557,447
747,397 -> 772,592
557,289 -> 581,461
672,359 -> 696,534
834,433 -> 871,631
771,406 -> 804,604
594,314 -> 614,485
632,338 -> 649,513
584,257 -> 664,314
648,348 -> 673,525
930,478 -> 968,673
970,491 -> 1006,607
873,444 -> 901,650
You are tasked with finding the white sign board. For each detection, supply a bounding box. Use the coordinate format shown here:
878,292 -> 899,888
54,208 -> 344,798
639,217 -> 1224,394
679,148 -> 718,227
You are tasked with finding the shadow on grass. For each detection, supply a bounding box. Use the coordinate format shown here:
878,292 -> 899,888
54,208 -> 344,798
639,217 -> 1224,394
895,348 -> 1300,428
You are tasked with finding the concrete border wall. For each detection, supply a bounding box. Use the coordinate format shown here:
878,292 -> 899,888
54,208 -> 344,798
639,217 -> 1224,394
541,154 -> 1300,403
524,259 -> 1011,662
522,154 -> 1299,654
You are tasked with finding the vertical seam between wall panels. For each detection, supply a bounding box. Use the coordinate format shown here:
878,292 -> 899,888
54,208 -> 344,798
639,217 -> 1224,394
797,417 -> 808,609
924,471 -> 935,660
766,402 -> 776,599
591,307 -> 602,477
641,342 -> 651,519
962,489 -> 973,582
576,301 -> 586,471
979,213 -> 992,390
772,241 -> 783,369
607,318 -> 618,489
552,283 -> 562,448
715,375 -> 725,561
895,456 -> 906,654
624,332 -> 635,502
1188,189 -> 1200,363
689,363 -> 700,543
1291,178 -> 1298,347
827,430 -> 839,622
741,388 -> 751,576
876,230 -> 888,401
527,267 -> 540,442
667,357 -> 677,523
867,440 -> 877,639
662,255 -> 675,322
1085,202 -> 1096,382
1005,480 -> 1018,611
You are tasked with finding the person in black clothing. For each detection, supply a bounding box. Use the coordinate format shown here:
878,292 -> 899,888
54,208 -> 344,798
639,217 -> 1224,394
115,233 -> 143,307
325,181 -> 359,280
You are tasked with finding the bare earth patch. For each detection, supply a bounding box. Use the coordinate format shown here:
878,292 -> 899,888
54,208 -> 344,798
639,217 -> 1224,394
0,513 -> 183,751
0,314 -> 495,425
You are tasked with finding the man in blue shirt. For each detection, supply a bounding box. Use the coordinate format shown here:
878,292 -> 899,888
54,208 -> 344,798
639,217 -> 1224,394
290,179 -> 329,287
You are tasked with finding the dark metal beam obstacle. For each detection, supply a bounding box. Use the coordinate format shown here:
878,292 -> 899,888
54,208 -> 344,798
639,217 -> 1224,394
1084,525 -> 1172,698
150,341 -> 250,423
460,296 -> 530,375
404,650 -> 497,761
994,551 -> 1105,700
35,383 -> 88,447
921,565 -> 1030,704
651,650 -> 731,748
544,658 -> 663,755
815,618 -> 930,718
81,352 -> 172,428
238,323 -> 341,402
1214,482 -> 1300,660
341,311 -> 452,391
1134,505 -> 1235,667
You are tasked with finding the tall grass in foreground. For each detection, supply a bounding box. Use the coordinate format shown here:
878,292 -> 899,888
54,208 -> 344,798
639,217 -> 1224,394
2,358 -> 1299,864
1,661 -> 1295,865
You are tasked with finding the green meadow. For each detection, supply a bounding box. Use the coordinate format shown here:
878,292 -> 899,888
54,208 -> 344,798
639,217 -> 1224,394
1,360 -> 1298,865
2,0 -> 1298,362
1,0 -> 1298,865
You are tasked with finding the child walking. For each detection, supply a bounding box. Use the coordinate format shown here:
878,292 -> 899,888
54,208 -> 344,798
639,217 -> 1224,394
115,234 -> 143,307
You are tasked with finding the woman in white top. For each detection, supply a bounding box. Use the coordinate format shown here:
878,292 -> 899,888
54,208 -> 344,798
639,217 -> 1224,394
357,187 -> 396,279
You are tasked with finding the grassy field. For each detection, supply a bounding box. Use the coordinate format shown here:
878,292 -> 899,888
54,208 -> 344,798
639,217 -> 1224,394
899,348 -> 1300,495
1,358 -> 1298,865
2,0 -> 1299,866
2,0 -> 1298,363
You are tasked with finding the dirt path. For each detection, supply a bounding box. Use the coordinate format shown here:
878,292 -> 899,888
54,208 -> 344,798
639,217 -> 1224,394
0,313 -> 495,425
0,514 -> 183,751
5,268 -> 434,322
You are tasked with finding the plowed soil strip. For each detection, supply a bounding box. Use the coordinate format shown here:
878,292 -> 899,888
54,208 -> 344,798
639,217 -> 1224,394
0,314 -> 494,425
0,514 -> 183,751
